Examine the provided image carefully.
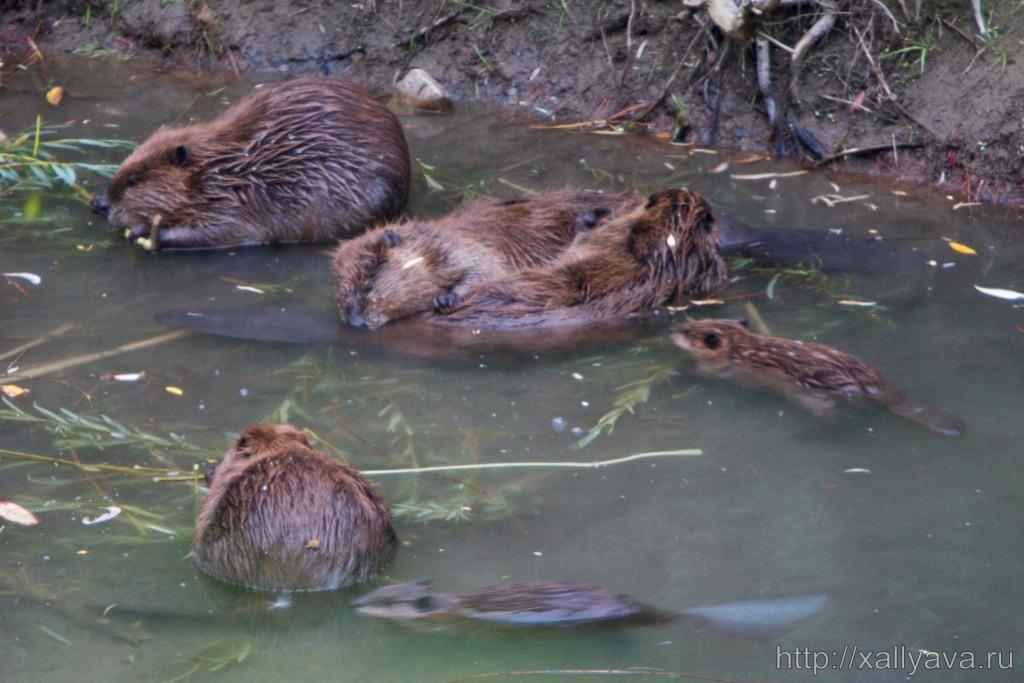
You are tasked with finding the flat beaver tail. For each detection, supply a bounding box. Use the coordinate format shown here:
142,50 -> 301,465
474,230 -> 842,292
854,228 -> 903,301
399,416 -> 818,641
886,397 -> 966,437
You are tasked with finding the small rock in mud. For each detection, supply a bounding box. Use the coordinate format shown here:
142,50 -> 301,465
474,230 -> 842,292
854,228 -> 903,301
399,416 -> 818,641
394,69 -> 453,113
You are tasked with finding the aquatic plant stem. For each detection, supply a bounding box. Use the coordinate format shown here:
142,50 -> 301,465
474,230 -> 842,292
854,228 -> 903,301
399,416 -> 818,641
4,330 -> 191,381
361,449 -> 701,476
0,323 -> 75,362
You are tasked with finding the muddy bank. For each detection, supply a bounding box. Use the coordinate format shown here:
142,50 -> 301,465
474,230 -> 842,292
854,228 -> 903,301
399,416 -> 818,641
2,0 -> 1023,203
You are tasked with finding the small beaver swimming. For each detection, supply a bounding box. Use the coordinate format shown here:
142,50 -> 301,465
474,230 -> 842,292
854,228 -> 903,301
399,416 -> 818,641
191,424 -> 397,591
353,580 -> 667,626
436,188 -> 728,330
333,190 -> 636,329
92,77 -> 410,250
671,319 -> 966,436
353,580 -> 827,633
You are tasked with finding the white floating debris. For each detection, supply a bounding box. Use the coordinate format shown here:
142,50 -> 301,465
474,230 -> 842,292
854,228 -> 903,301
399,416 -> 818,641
3,272 -> 41,286
837,300 -> 877,307
82,505 -> 121,526
113,372 -> 144,382
844,468 -> 871,474
235,285 -> 265,294
974,285 -> 1024,301
571,373 -> 584,380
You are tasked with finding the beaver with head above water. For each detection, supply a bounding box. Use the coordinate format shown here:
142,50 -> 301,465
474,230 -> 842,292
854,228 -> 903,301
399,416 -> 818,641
92,78 -> 410,250
436,188 -> 728,329
191,423 -> 397,591
332,190 -> 635,329
671,319 -> 966,436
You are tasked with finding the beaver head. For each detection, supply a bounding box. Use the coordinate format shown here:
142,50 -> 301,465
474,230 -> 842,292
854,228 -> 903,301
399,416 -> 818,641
204,423 -> 311,486
93,125 -> 215,234
630,188 -> 727,300
351,580 -> 461,620
671,319 -> 749,362
336,229 -> 454,329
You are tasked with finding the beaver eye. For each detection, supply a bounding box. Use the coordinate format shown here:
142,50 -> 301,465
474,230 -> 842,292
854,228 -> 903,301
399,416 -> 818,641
364,283 -> 375,294
703,332 -> 721,350
124,174 -> 141,189
414,596 -> 435,611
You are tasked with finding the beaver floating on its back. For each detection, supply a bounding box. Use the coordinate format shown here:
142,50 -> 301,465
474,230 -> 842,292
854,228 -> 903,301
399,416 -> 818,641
191,424 -> 397,591
671,319 -> 966,436
92,77 -> 410,250
436,188 -> 728,329
333,190 -> 637,329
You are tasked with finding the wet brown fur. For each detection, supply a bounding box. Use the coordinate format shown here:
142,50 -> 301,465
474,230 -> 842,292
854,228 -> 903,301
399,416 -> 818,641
101,78 -> 410,249
332,190 -> 635,329
191,424 -> 397,591
671,319 -> 966,436
438,188 -> 728,329
353,580 -> 665,625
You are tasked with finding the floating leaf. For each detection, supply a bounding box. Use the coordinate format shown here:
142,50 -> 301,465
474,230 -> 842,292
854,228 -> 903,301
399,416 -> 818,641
837,300 -> 877,307
0,499 -> 39,526
946,240 -> 977,255
45,86 -> 64,106
1,384 -> 30,398
82,505 -> 121,525
974,285 -> 1024,301
3,272 -> 42,286
165,386 -> 184,396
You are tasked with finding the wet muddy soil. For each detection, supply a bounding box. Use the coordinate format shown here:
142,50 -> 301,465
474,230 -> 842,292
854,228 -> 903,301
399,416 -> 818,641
3,1 -> 1023,204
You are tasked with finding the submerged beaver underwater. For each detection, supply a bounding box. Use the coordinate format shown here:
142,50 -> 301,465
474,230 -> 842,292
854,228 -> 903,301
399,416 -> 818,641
671,319 -> 966,436
92,77 -> 410,250
436,188 -> 728,329
191,424 -> 397,591
353,579 -> 827,633
333,190 -> 636,329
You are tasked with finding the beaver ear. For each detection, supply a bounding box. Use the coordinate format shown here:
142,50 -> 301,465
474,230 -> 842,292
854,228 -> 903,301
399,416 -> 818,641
644,193 -> 659,209
383,230 -> 402,247
169,145 -> 189,167
703,332 -> 722,350
737,318 -> 749,328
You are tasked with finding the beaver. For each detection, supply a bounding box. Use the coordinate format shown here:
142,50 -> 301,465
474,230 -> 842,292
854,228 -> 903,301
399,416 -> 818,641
436,188 -> 728,329
353,580 -> 828,633
352,580 -> 666,626
91,77 -> 410,250
190,423 -> 397,591
671,319 -> 966,437
333,190 -> 636,329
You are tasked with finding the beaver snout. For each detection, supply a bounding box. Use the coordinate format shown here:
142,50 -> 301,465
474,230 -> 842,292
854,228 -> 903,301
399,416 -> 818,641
347,310 -> 368,329
90,194 -> 110,217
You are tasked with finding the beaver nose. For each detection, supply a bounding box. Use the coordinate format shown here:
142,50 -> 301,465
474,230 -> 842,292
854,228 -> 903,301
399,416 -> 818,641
90,194 -> 110,216
347,311 -> 368,329
203,464 -> 217,486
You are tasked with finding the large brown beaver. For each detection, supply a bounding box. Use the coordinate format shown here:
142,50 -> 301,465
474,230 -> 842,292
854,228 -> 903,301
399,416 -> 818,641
91,78 -> 410,250
353,579 -> 827,633
436,188 -> 728,329
190,423 -> 397,591
671,319 -> 966,436
332,190 -> 636,329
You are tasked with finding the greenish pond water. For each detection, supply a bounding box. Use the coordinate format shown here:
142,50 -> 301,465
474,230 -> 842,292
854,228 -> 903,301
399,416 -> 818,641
2,58 -> 1023,682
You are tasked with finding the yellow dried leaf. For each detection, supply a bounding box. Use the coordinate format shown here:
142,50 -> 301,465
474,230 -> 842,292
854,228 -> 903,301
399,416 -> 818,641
45,86 -> 64,106
947,241 -> 977,255
1,384 -> 29,398
165,386 -> 184,396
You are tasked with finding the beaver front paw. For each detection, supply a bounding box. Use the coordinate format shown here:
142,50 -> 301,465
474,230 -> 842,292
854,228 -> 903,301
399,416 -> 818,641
432,292 -> 462,312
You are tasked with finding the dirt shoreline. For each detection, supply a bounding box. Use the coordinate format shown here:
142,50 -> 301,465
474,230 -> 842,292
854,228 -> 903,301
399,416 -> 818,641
2,1 -> 1022,204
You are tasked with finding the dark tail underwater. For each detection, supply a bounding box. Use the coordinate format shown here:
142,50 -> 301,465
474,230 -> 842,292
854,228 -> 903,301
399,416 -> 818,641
715,212 -> 931,273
